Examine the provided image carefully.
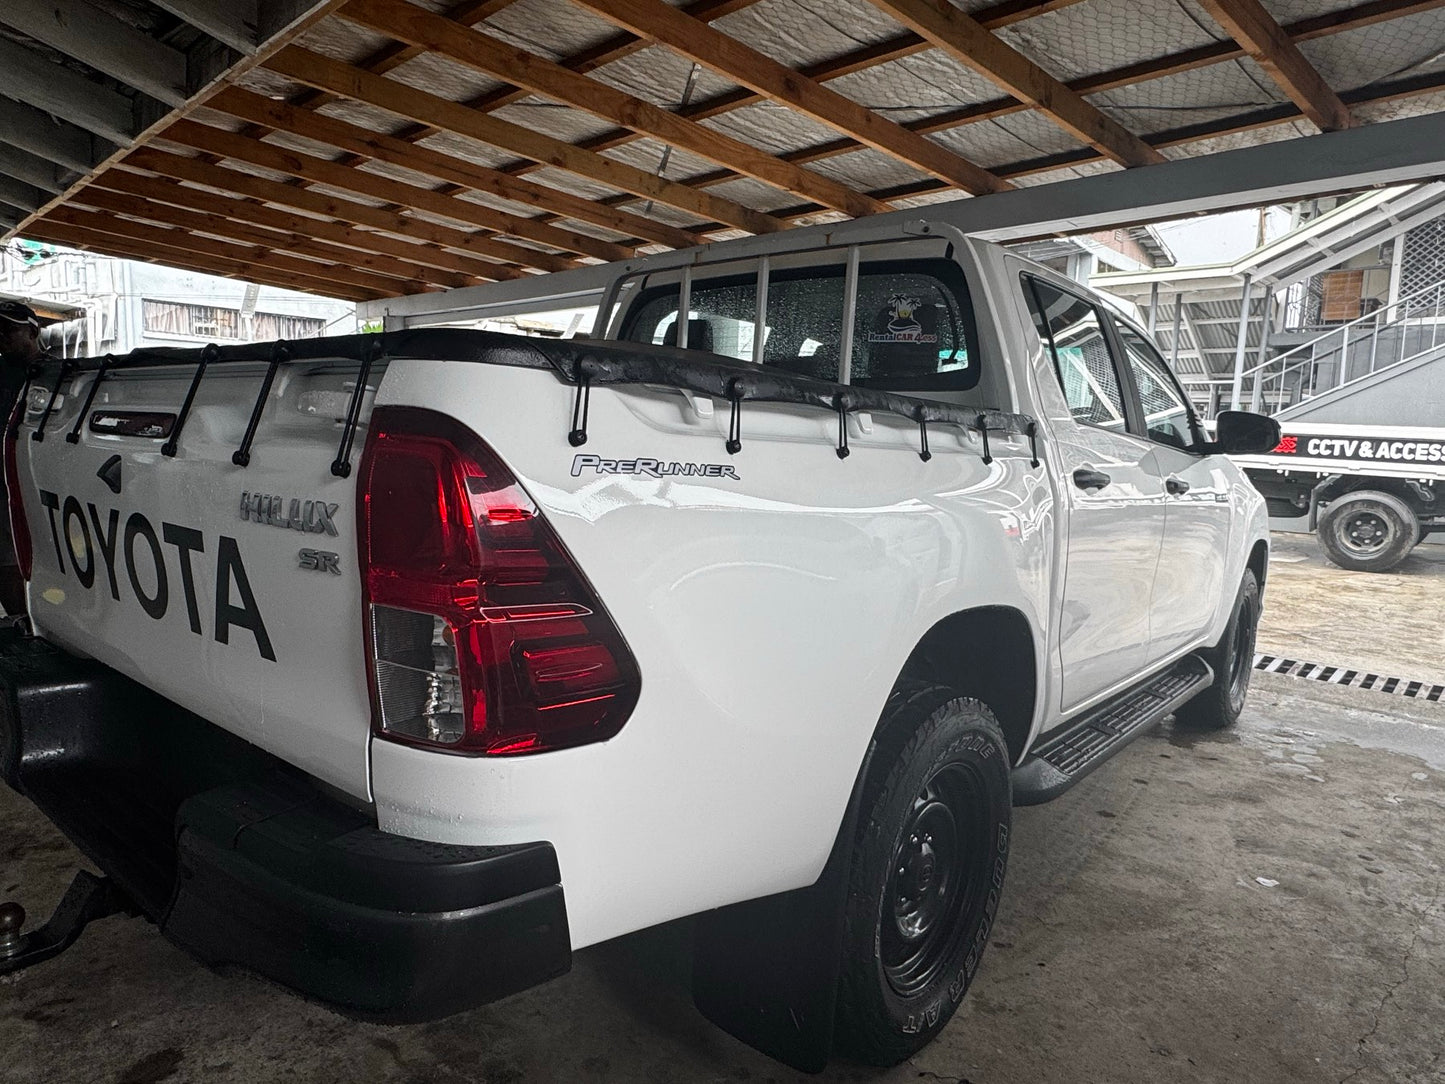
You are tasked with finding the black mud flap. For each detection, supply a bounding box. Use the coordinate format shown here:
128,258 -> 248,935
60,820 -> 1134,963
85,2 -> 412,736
692,744 -> 875,1074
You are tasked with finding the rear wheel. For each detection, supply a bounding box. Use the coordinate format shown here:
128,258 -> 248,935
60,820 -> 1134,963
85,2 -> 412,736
1176,569 -> 1259,731
1318,490 -> 1418,572
835,687 -> 1011,1065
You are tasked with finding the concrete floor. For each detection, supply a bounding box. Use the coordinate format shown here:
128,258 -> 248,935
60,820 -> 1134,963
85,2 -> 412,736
4,534 -> 1445,1084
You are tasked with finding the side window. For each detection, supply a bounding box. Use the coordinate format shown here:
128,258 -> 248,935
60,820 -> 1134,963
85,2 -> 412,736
1113,321 -> 1199,451
1023,276 -> 1128,432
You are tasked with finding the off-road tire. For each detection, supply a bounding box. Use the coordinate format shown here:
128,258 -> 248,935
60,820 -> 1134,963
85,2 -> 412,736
1317,490 -> 1418,573
1175,569 -> 1259,731
835,686 -> 1011,1066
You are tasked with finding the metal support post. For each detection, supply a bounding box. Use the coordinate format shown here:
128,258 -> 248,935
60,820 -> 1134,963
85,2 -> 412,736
1249,290 -> 1272,412
1170,292 -> 1183,370
838,245 -> 860,384
676,265 -> 692,350
1229,273 -> 1254,411
752,255 -> 769,366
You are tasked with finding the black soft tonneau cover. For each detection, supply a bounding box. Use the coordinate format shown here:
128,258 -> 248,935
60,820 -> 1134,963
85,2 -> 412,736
30,328 -> 1038,468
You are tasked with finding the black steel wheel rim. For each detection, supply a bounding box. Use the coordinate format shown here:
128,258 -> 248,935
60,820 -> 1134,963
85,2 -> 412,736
1227,597 -> 1255,705
881,762 -> 989,998
1336,509 -> 1395,556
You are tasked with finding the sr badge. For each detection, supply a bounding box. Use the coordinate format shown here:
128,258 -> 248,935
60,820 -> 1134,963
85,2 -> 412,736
299,548 -> 341,575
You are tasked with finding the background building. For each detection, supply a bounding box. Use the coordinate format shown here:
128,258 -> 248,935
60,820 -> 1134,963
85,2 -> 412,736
1094,183 -> 1445,420
0,242 -> 355,357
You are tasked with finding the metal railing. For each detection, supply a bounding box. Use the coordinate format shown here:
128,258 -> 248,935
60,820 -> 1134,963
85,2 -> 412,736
1238,277 -> 1445,415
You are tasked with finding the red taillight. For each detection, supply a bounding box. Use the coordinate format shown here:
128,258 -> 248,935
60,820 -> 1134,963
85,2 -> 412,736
4,394 -> 32,579
358,407 -> 640,756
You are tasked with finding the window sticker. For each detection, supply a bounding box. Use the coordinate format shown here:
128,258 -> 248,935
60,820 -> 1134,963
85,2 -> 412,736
869,294 -> 939,345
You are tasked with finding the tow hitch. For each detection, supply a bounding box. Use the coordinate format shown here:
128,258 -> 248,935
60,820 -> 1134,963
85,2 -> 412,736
0,870 -> 132,975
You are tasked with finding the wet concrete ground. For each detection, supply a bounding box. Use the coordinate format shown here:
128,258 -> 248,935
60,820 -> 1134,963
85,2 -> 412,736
1260,532 -> 1445,683
3,534 -> 1444,1083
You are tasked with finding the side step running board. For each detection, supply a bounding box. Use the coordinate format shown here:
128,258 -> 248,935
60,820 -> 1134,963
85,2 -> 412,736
1012,655 -> 1214,806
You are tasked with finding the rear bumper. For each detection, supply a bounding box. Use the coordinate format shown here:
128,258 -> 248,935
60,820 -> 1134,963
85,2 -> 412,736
0,631 -> 570,1021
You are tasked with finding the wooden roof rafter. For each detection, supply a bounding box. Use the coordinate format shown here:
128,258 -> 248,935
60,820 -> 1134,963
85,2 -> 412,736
120,146 -> 528,283
209,0 -> 752,255
172,105 -> 633,265
196,0 -> 701,255
510,0 -> 1092,178
1195,0 -> 1357,132
231,0 -> 1071,255
573,0 -> 1444,227
161,119 -> 589,273
43,203 -> 429,298
22,219 -> 384,304
773,68 -> 1445,224
69,184 -> 452,295
337,0 -> 892,218
205,86 -> 694,252
563,0 -> 1013,196
89,169 -> 480,290
264,45 -> 784,235
866,0 -> 1165,167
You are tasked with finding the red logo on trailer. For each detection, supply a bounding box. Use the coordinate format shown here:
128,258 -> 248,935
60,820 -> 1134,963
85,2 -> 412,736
1274,435 -> 1298,454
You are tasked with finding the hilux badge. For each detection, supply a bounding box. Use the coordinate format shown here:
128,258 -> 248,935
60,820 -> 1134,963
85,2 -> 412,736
240,491 -> 340,537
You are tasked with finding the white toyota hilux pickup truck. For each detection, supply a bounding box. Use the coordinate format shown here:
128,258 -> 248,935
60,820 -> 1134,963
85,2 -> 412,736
0,225 -> 1278,1070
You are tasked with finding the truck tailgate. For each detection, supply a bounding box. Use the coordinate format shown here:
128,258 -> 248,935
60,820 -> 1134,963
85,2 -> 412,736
14,356 -> 375,800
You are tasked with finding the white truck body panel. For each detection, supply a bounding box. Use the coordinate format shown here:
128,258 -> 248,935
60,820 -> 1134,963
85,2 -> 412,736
370,361 -> 1050,947
9,235 -> 1267,951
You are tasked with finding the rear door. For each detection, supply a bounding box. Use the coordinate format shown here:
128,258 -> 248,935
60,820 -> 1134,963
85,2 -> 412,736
1109,317 -> 1233,659
1022,274 -> 1167,714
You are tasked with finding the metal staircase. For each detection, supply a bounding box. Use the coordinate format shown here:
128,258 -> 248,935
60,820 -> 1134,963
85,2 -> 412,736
1237,277 -> 1445,417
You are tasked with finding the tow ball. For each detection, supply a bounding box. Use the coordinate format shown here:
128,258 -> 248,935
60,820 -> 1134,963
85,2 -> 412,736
0,871 -> 131,975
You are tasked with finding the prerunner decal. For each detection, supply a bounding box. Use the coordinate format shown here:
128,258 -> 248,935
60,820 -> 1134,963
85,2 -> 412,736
571,454 -> 740,480
37,488 -> 275,661
1271,434 -> 1445,464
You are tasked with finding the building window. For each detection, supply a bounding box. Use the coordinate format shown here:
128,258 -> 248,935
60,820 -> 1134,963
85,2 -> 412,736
1399,220 -> 1445,305
1318,269 -> 1365,323
143,300 -> 327,340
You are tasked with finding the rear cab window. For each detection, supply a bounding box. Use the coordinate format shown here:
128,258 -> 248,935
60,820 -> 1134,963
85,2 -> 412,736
615,254 -> 988,401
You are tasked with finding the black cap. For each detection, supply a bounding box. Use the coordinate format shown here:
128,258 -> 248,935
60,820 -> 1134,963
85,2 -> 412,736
0,300 -> 39,329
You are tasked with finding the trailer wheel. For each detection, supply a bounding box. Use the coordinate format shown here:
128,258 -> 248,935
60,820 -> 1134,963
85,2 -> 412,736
1318,490 -> 1418,572
835,687 -> 1011,1066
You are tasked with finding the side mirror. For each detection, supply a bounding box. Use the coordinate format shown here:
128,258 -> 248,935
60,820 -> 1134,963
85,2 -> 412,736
1213,410 -> 1281,454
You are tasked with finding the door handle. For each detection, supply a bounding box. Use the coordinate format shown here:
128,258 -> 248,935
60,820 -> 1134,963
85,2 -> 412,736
1165,476 -> 1190,495
1072,468 -> 1111,492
